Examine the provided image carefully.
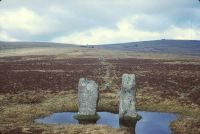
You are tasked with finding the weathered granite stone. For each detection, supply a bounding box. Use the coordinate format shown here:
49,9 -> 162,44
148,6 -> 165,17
119,74 -> 137,119
78,78 -> 99,115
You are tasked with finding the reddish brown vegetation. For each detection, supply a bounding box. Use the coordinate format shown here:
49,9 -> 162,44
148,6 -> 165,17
0,56 -> 105,94
0,56 -> 199,105
108,58 -> 200,105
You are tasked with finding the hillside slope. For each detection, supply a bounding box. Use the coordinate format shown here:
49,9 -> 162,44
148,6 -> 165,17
96,40 -> 200,56
1,40 -> 200,56
0,41 -> 76,50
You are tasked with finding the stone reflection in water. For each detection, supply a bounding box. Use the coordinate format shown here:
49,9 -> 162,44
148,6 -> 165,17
119,119 -> 137,134
76,118 -> 99,124
75,113 -> 138,134
75,116 -> 138,134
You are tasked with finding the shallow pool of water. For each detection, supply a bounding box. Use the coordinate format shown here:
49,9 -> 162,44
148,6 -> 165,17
35,111 -> 178,134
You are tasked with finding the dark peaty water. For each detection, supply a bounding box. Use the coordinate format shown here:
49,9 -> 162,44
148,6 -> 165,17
35,111 -> 178,134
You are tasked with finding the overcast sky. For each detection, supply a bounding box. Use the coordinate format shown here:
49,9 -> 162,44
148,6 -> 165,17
0,0 -> 200,45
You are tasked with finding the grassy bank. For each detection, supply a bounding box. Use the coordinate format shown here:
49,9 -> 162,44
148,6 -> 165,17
0,89 -> 200,134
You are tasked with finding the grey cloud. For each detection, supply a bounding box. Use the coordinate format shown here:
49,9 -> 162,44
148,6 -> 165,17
0,0 -> 199,43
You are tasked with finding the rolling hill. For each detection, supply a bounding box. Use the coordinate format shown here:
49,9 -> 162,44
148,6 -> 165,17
96,39 -> 200,56
0,41 -> 76,50
0,39 -> 200,56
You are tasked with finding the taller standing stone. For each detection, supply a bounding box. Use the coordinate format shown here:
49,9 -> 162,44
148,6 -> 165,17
78,78 -> 99,115
119,74 -> 137,119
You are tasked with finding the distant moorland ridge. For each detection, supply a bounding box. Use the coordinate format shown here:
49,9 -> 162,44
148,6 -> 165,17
0,39 -> 200,56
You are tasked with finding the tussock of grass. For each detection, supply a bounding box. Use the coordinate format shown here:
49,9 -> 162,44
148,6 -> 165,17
0,91 -> 78,125
97,93 -> 119,112
37,124 -> 128,134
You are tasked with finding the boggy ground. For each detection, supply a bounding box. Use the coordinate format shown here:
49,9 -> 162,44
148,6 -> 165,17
0,55 -> 200,134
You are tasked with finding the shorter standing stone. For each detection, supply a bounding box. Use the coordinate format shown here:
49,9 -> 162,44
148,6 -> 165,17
78,78 -> 99,115
74,78 -> 100,123
119,74 -> 137,119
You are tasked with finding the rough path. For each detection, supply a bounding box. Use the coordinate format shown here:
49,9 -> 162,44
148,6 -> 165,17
99,58 -> 118,91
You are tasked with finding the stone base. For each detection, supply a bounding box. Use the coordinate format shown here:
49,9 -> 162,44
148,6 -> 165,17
74,114 -> 100,124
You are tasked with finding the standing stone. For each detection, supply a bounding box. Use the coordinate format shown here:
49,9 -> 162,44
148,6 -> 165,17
119,74 -> 137,119
78,78 -> 99,115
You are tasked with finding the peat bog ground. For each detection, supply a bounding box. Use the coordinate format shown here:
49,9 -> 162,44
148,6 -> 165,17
0,55 -> 200,134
